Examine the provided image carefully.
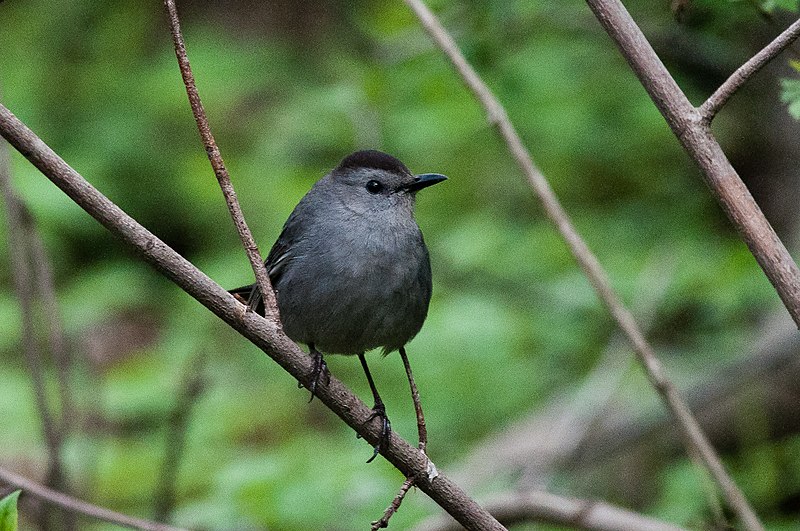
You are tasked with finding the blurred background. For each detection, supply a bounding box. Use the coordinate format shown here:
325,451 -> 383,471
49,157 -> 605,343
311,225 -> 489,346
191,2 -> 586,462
1,0 -> 800,529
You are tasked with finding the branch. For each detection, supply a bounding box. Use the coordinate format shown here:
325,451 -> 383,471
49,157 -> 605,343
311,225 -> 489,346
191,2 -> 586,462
154,351 -> 207,522
571,316 -> 800,469
700,17 -> 800,123
0,467 -> 184,531
0,103 -> 505,531
416,490 -> 687,531
585,0 -> 800,333
163,0 -> 280,324
372,476 -> 415,530
28,217 -> 75,438
402,0 -> 763,529
0,128 -> 69,512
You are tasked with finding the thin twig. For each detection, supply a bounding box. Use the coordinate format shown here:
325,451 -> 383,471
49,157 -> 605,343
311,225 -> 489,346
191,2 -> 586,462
163,0 -> 280,324
402,1 -> 764,530
154,351 -> 207,523
372,476 -> 415,530
700,17 -> 800,123
0,101 -> 506,531
0,467 -> 186,531
371,348 -> 430,529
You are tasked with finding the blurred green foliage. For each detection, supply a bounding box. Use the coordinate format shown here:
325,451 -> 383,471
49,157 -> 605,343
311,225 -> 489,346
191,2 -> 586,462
1,0 -> 799,529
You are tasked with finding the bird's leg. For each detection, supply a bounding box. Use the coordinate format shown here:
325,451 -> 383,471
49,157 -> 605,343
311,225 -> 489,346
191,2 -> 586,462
358,353 -> 391,463
298,343 -> 330,402
399,347 -> 427,453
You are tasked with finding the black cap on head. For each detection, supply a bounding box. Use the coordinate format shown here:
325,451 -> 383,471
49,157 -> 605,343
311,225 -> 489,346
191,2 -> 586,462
335,150 -> 411,176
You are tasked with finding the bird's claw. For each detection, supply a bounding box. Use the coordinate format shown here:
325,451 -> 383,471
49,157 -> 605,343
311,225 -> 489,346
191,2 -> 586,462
298,349 -> 330,402
362,402 -> 391,463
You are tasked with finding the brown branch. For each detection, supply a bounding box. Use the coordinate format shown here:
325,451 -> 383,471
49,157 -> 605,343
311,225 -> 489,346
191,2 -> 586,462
700,17 -> 800,123
417,490 -> 687,531
586,0 -> 800,333
0,133 -> 70,525
0,103 -> 506,531
402,0 -> 763,529
0,467 -> 184,531
153,352 -> 207,523
162,0 -> 280,324
27,220 -> 75,438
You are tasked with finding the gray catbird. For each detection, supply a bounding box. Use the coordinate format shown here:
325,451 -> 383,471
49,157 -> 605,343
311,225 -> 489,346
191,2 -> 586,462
231,150 -> 446,460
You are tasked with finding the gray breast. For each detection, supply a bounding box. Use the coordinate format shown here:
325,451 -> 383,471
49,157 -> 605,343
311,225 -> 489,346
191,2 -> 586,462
271,204 -> 432,355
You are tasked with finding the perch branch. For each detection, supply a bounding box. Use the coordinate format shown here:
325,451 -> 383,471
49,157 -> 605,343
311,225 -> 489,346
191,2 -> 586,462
700,17 -> 800,123
0,102 -> 505,531
403,0 -> 763,529
163,0 -> 280,323
0,467 -> 184,531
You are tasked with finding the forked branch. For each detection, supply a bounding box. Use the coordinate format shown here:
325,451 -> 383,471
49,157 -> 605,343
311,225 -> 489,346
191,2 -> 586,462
585,0 -> 800,333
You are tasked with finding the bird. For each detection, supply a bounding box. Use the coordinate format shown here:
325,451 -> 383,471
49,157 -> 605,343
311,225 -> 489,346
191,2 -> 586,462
231,150 -> 446,461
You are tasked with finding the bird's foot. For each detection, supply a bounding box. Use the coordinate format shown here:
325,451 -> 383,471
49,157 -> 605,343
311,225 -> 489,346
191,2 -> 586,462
360,401 -> 391,463
298,348 -> 330,402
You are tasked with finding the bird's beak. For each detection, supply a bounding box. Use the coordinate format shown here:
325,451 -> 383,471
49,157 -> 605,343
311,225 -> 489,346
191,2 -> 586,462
405,173 -> 447,193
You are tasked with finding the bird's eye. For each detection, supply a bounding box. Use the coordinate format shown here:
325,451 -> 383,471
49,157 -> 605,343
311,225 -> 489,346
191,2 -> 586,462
366,180 -> 383,194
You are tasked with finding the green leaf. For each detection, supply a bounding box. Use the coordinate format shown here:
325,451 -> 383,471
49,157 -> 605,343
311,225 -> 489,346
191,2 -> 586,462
0,490 -> 21,531
790,60 -> 800,73
780,79 -> 800,119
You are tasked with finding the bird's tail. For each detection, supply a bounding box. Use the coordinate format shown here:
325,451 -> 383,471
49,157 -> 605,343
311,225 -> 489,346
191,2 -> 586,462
228,284 -> 265,315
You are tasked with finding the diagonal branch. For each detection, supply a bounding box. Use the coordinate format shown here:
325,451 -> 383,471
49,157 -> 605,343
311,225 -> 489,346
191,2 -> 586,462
700,17 -> 800,123
162,0 -> 280,324
586,0 -> 800,332
402,0 -> 764,530
417,490 -> 688,531
0,102 -> 505,531
0,466 -> 184,531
